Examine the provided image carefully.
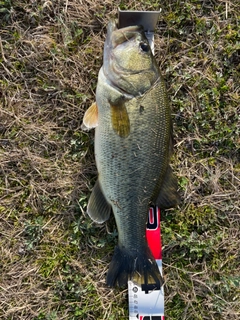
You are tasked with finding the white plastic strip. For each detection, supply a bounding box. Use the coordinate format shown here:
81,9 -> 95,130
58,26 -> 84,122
128,260 -> 164,320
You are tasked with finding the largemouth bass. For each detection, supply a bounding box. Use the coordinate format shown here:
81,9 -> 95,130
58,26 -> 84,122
82,20 -> 180,288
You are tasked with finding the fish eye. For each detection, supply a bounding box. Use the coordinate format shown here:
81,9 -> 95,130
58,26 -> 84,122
140,42 -> 149,52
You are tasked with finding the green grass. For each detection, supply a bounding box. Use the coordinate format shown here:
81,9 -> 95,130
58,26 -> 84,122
0,0 -> 239,319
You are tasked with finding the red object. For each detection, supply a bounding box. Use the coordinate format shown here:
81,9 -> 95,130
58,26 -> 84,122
146,207 -> 162,260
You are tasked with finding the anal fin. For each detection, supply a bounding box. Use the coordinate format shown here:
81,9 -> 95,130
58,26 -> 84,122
87,180 -> 111,223
156,166 -> 181,209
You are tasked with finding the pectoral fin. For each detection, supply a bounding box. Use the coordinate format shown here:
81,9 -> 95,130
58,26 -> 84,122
81,102 -> 98,130
87,180 -> 111,223
156,166 -> 181,208
110,103 -> 130,138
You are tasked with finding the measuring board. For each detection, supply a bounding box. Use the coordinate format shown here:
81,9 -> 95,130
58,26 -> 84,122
128,207 -> 164,320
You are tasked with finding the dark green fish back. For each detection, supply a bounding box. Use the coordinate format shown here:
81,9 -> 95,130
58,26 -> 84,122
88,68 -> 179,287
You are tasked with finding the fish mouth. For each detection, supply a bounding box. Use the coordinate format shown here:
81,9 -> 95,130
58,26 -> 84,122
103,20 -> 144,67
105,20 -> 144,49
103,20 -> 145,91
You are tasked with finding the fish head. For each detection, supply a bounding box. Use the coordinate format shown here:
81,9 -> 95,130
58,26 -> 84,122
103,20 -> 160,96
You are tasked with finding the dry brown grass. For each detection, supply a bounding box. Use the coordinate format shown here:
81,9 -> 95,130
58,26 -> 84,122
0,0 -> 239,319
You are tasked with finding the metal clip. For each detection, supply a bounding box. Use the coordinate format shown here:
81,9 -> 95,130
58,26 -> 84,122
118,8 -> 161,54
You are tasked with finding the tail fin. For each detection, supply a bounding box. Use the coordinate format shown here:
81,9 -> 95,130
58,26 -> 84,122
106,245 -> 163,289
